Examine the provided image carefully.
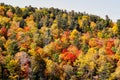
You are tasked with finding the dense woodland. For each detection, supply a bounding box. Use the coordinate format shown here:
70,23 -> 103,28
0,3 -> 120,80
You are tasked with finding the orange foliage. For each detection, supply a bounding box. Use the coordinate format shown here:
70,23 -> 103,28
89,38 -> 97,47
61,45 -> 80,62
24,26 -> 30,32
106,39 -> 114,48
106,39 -> 115,55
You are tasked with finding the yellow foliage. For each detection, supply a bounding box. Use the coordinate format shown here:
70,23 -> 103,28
16,28 -> 24,32
0,6 -> 4,16
87,48 -> 97,54
0,36 -> 6,43
26,20 -> 35,27
86,48 -> 97,58
67,16 -> 71,25
7,59 -> 20,79
21,8 -> 26,12
9,75 -> 19,80
83,48 -> 97,61
28,49 -> 36,56
50,23 -> 59,38
61,37 -> 67,43
112,23 -> 118,34
78,19 -> 83,28
98,47 -> 106,55
30,24 -> 38,33
0,16 -> 10,25
26,15 -> 34,22
44,59 -> 53,73
89,61 -> 96,70
50,13 -> 54,18
4,39 -> 12,50
13,16 -> 22,22
81,32 -> 90,42
0,6 -> 4,10
97,31 -> 103,38
82,15 -> 89,21
51,22 -> 58,29
69,29 -> 79,40
81,35 -> 87,42
62,13 -> 67,18
43,42 -> 54,55
90,22 -> 96,29
9,59 -> 19,65
109,66 -> 120,79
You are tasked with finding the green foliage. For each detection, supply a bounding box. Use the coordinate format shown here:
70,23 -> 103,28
19,19 -> 26,28
22,9 -> 29,19
7,41 -> 19,55
15,7 -> 22,16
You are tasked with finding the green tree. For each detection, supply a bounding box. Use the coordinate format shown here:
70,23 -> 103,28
15,7 -> 22,17
7,41 -> 19,55
22,9 -> 29,19
19,19 -> 26,28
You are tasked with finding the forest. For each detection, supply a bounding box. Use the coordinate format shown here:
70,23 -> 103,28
0,3 -> 120,80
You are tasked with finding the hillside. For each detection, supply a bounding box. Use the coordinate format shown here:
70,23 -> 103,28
0,3 -> 120,80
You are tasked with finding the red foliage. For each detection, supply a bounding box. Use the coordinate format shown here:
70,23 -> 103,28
0,27 -> 7,38
61,31 -> 70,39
61,45 -> 80,62
1,27 -> 7,35
106,39 -> 115,55
61,52 -> 77,62
62,49 -> 68,53
106,47 -> 114,55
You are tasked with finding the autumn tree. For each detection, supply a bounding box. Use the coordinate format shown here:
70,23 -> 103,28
7,40 -> 19,55
31,54 -> 46,80
117,19 -> 120,35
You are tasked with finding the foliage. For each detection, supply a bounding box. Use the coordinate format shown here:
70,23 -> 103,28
7,40 -> 19,55
0,3 -> 120,80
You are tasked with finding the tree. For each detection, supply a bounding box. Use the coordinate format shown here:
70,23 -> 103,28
7,41 -> 19,55
89,15 -> 99,22
82,20 -> 91,33
117,19 -> 120,34
6,59 -> 20,80
37,21 -> 43,29
105,15 -> 110,27
19,19 -> 26,28
22,9 -> 29,19
96,20 -> 106,31
27,5 -> 35,12
15,7 -> 22,17
31,54 -> 46,79
14,52 -> 31,79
